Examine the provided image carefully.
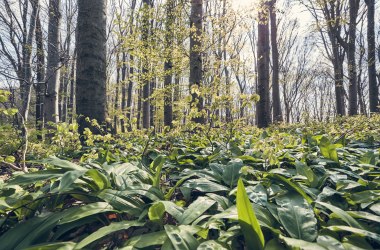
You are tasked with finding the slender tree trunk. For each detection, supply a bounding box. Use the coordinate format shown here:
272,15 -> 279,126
113,53 -> 121,133
190,0 -> 205,124
45,0 -> 61,124
366,0 -> 379,113
269,0 -> 282,123
126,54 -> 134,131
164,0 -> 174,128
35,7 -> 45,137
348,0 -> 359,115
68,55 -> 76,122
256,0 -> 271,128
76,0 -> 108,136
142,0 -> 151,129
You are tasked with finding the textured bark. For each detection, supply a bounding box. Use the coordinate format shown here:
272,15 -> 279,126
76,0 -> 108,135
348,0 -> 359,115
269,0 -> 282,123
35,9 -> 45,136
365,0 -> 379,113
164,0 -> 174,128
45,0 -> 61,124
113,53 -> 121,133
189,0 -> 205,124
142,0 -> 151,129
256,1 -> 271,128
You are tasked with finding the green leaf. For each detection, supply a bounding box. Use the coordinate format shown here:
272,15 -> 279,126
76,221 -> 143,249
179,197 -> 215,225
97,189 -> 144,216
5,155 -> 16,163
25,242 -> 76,250
7,170 -> 64,186
59,202 -> 115,224
41,157 -> 88,171
267,173 -> 313,204
319,137 -> 339,163
280,235 -> 328,250
182,178 -> 229,193
151,155 -> 166,188
326,226 -> 380,243
85,169 -> 110,191
295,161 -> 318,188
236,178 -> 265,250
164,225 -> 199,250
276,192 -> 318,241
149,202 -> 166,224
222,159 -> 243,188
58,170 -> 87,192
198,240 -> 228,250
316,201 -> 363,229
122,230 -> 168,249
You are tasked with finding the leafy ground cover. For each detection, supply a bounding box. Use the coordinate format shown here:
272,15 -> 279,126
0,116 -> 379,249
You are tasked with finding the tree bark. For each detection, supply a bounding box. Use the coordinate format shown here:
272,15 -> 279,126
35,7 -> 45,137
189,0 -> 205,124
164,0 -> 174,128
365,0 -> 379,113
269,0 -> 282,123
256,0 -> 271,128
348,0 -> 359,115
142,0 -> 151,129
45,0 -> 61,124
76,0 -> 108,136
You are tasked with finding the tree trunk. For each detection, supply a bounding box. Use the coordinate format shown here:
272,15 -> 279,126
189,0 -> 205,124
45,0 -> 61,124
348,0 -> 358,115
164,0 -> 174,128
366,0 -> 379,113
142,0 -> 151,129
256,0 -> 271,128
35,7 -> 45,138
269,0 -> 282,123
76,0 -> 108,136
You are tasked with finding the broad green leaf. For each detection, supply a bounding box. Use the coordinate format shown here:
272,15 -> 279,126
151,155 -> 166,188
317,235 -> 345,250
267,173 -> 313,204
327,226 -> 380,243
264,239 -> 286,250
182,178 -> 229,193
25,242 -> 76,250
295,161 -> 318,188
58,170 -> 87,192
122,230 -> 168,249
97,189 -> 144,215
59,202 -> 115,224
149,202 -> 165,224
198,240 -> 228,250
280,235 -> 328,250
319,137 -> 339,163
236,178 -> 265,250
276,192 -> 317,241
179,197 -> 215,225
75,221 -> 143,249
222,159 -> 243,188
164,225 -> 199,250
7,170 -> 64,186
41,157 -> 88,171
316,201 -> 363,229
85,169 -> 110,191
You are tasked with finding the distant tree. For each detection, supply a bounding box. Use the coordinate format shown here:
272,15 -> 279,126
365,0 -> 379,113
35,3 -> 45,135
269,0 -> 283,123
189,0 -> 205,124
76,0 -> 108,135
142,0 -> 151,129
45,0 -> 61,124
164,0 -> 175,128
256,0 -> 271,128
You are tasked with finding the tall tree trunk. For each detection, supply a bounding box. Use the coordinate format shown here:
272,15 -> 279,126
45,0 -> 61,124
189,0 -> 205,124
269,0 -> 282,123
256,0 -> 271,128
126,54 -> 134,131
365,0 -> 379,113
164,0 -> 174,128
113,53 -> 121,133
68,54 -> 76,123
142,0 -> 151,129
21,0 -> 38,122
35,7 -> 45,137
348,0 -> 359,115
76,0 -> 108,136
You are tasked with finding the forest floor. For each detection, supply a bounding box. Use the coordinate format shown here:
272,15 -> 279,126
0,115 -> 379,249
